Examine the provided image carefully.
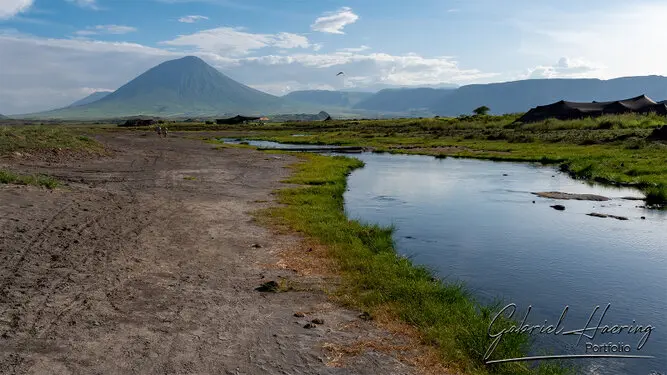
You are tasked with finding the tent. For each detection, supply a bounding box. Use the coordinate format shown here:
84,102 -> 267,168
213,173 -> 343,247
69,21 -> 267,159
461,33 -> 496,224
215,115 -> 261,125
517,95 -> 667,123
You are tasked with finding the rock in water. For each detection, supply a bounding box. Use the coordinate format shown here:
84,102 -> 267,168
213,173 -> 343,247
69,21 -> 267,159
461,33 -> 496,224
587,212 -> 629,220
533,192 -> 610,201
551,205 -> 566,211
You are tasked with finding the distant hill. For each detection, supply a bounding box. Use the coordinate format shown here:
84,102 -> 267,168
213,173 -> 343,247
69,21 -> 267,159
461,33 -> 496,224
68,91 -> 112,107
430,76 -> 667,116
0,114 -> 7,119
283,90 -> 373,108
24,56 -> 312,119
354,87 -> 455,113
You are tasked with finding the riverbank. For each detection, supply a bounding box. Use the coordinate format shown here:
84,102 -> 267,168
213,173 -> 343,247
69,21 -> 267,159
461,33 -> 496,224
0,128 -> 425,374
197,114 -> 667,206
253,148 -> 572,375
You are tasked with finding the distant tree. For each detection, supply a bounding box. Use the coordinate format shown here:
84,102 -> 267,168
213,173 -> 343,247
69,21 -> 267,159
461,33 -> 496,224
473,106 -> 490,116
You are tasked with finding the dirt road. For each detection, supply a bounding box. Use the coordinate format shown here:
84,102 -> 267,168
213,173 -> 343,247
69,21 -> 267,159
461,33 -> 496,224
0,132 -> 417,374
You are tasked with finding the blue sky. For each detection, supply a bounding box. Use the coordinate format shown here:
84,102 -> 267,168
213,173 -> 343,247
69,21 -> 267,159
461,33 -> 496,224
1,0 -> 667,114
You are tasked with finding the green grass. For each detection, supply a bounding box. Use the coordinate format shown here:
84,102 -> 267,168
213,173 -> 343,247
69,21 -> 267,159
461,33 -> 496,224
0,125 -> 104,156
0,169 -> 59,189
262,152 -> 574,375
204,113 -> 667,204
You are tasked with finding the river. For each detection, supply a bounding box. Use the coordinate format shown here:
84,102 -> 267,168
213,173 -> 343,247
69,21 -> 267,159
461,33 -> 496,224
225,139 -> 666,375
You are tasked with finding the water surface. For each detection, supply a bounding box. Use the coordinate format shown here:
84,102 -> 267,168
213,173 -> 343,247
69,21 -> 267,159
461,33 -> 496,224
343,153 -> 666,375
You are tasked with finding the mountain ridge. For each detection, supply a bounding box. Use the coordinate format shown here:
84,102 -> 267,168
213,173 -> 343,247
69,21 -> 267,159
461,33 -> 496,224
430,76 -> 667,116
16,55 -> 667,119
68,91 -> 113,108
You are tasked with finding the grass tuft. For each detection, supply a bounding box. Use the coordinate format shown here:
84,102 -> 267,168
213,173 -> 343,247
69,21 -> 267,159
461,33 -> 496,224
0,125 -> 104,156
0,169 -> 59,189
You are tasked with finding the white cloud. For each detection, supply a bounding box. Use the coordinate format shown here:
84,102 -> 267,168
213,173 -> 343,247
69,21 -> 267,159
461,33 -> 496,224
0,31 -> 179,114
74,25 -> 137,36
178,15 -> 208,23
339,45 -> 370,53
522,57 -> 603,79
311,7 -> 359,34
66,0 -> 98,9
161,27 -> 311,56
515,2 -> 667,79
0,0 -> 33,19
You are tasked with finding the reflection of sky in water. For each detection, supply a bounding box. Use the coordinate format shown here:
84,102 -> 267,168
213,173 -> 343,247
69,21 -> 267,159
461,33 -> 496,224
342,153 -> 666,375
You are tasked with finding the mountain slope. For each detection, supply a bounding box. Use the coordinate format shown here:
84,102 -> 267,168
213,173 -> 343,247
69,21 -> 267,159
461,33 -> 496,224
283,90 -> 373,108
354,87 -> 455,112
430,76 -> 667,116
27,56 -> 297,119
68,91 -> 113,107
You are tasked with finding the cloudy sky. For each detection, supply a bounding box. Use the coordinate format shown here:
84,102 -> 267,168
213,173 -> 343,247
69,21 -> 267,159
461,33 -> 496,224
1,0 -> 667,114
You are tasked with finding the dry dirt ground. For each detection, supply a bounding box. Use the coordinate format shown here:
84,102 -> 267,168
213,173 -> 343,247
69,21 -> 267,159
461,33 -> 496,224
0,131 -> 421,375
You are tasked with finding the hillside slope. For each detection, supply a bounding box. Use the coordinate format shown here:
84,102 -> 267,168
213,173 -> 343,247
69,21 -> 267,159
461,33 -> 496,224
26,56 -> 303,119
430,76 -> 667,116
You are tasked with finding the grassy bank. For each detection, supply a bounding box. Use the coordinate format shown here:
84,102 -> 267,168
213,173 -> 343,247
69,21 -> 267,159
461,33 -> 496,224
0,125 -> 104,155
206,113 -> 667,205
1,125 -> 105,189
261,151 -> 572,375
0,169 -> 59,188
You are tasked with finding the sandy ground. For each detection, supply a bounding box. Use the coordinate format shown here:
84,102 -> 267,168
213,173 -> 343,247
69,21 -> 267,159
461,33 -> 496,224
0,131 -> 420,375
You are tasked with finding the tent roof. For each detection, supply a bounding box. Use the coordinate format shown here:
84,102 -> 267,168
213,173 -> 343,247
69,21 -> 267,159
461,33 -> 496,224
518,94 -> 665,122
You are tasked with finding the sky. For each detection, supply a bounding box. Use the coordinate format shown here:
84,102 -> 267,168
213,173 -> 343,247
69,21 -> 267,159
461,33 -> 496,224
1,0 -> 667,114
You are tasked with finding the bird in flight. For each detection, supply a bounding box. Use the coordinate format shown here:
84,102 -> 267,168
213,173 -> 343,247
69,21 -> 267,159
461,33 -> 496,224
336,72 -> 345,76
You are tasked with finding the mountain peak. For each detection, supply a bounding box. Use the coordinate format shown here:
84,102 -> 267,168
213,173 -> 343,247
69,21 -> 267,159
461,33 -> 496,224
32,55 -> 285,118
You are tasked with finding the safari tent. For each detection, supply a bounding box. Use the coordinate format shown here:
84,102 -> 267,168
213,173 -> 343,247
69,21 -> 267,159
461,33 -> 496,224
517,95 -> 667,123
215,115 -> 261,125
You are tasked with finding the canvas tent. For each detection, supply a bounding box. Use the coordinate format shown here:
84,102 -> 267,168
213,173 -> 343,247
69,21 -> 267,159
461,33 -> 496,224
517,95 -> 667,123
215,115 -> 261,125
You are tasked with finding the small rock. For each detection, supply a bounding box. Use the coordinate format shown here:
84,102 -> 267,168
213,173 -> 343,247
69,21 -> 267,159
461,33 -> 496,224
294,312 -> 306,317
255,281 -> 279,292
92,321 -> 100,326
303,323 -> 317,329
551,205 -> 566,211
358,312 -> 372,321
306,248 -> 313,252
641,216 -> 646,220
251,243 -> 262,248
311,318 -> 324,325
503,174 -> 508,176
532,201 -> 536,204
